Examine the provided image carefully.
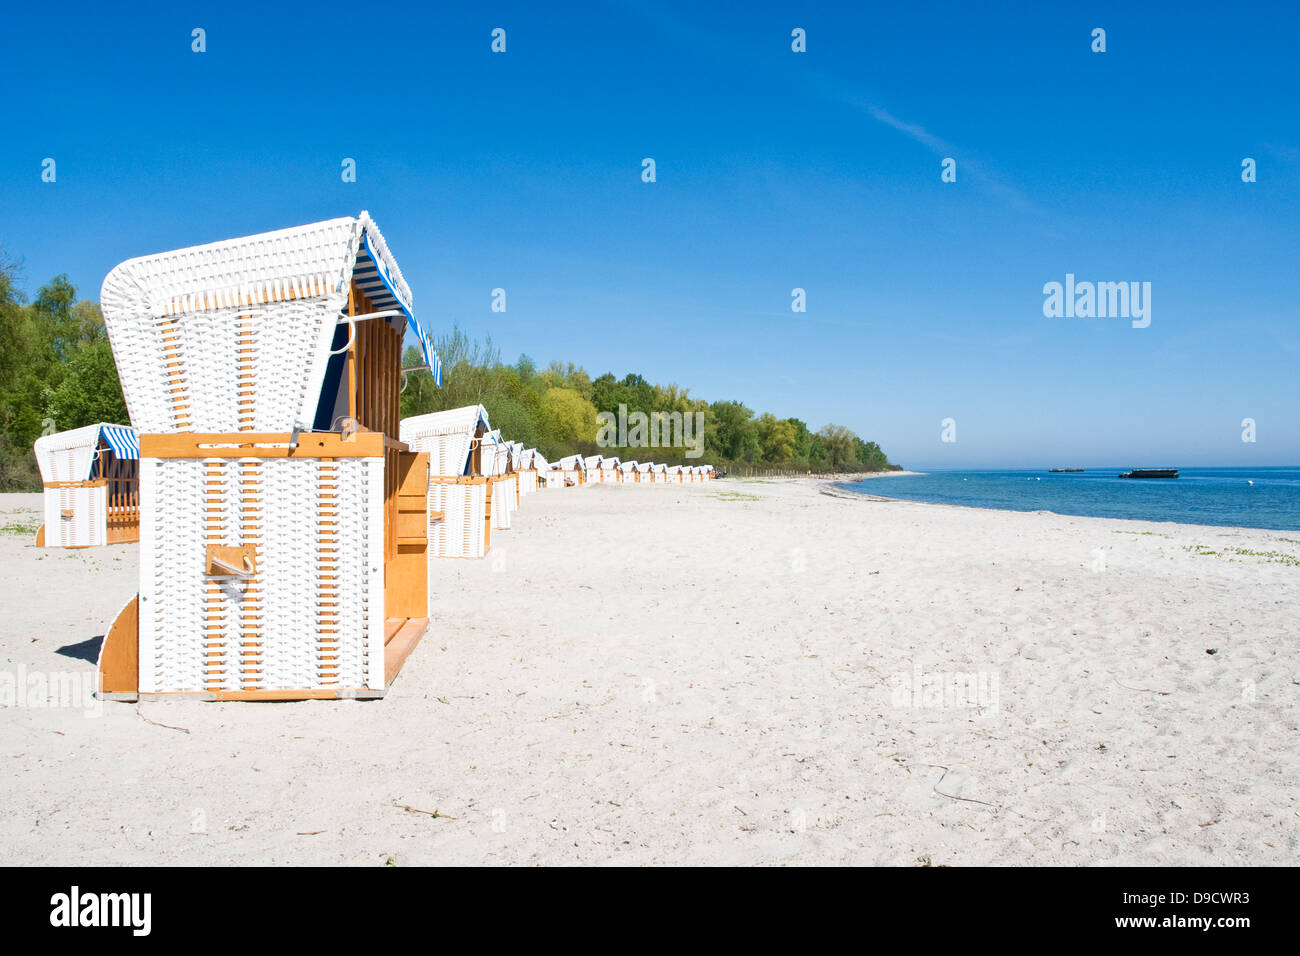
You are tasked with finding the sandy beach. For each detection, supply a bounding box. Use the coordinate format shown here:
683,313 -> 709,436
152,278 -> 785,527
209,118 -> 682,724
1,479 -> 1296,866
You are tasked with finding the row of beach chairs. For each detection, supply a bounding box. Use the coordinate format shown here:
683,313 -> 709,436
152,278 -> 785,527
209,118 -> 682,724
35,211 -> 715,702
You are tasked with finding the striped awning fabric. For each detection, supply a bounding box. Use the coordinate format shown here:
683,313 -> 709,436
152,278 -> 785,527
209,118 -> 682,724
99,424 -> 139,460
420,328 -> 442,387
357,228 -> 441,386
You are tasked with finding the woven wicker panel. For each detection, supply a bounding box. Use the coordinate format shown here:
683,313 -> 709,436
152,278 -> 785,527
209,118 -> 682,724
141,458 -> 208,692
255,460 -> 317,690
308,457 -> 382,690
427,482 -> 456,557
101,217 -> 357,319
363,458 -> 386,691
404,432 -> 473,478
105,299 -> 340,434
44,485 -> 106,547
41,489 -> 60,546
399,407 -> 488,444
33,424 -> 101,481
141,456 -> 381,693
428,482 -> 486,558
491,479 -> 512,530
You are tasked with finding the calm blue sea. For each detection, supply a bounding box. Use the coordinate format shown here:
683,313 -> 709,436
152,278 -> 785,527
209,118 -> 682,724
840,468 -> 1300,531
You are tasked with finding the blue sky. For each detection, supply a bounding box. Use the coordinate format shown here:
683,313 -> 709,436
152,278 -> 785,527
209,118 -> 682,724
2,1 -> 1297,468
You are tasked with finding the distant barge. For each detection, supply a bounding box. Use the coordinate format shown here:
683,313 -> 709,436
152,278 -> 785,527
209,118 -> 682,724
1049,468 -> 1083,473
1118,468 -> 1179,479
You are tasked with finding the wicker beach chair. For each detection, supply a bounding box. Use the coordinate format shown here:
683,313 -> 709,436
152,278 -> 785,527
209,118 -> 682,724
556,454 -> 586,487
96,212 -> 439,700
33,423 -> 140,548
399,405 -> 494,559
482,430 -> 516,531
516,448 -> 542,496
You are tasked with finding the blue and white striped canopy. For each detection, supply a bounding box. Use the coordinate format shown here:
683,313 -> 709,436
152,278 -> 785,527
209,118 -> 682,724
99,424 -> 139,460
415,322 -> 442,387
356,229 -> 441,387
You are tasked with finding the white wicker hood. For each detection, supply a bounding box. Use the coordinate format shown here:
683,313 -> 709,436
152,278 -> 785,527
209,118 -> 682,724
100,212 -> 418,434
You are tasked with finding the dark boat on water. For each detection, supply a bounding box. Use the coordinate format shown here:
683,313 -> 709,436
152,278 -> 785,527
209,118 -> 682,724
1118,468 -> 1179,479
1049,468 -> 1083,473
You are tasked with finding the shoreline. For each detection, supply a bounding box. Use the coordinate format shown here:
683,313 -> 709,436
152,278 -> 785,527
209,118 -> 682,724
827,476 -> 1300,536
729,470 -> 926,482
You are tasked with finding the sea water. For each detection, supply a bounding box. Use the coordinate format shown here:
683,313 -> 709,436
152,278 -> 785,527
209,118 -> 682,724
840,468 -> 1300,532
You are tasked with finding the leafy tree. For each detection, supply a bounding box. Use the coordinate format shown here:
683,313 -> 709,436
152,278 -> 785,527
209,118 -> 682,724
757,412 -> 797,463
590,372 -> 629,417
539,387 -> 598,454
854,437 -> 889,472
787,418 -> 812,462
621,373 -> 656,413
816,423 -> 858,471
706,400 -> 756,461
45,334 -> 127,429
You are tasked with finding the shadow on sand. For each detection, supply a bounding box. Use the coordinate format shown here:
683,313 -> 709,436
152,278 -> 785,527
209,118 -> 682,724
57,635 -> 103,665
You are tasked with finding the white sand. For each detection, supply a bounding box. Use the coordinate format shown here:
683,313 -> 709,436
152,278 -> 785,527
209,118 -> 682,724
1,480 -> 1296,866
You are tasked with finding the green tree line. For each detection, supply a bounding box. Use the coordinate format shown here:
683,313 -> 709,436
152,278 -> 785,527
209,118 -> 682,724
0,257 -> 897,489
401,325 -> 899,474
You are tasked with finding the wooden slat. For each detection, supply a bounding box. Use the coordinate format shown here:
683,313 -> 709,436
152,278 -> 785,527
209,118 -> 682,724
347,283 -> 357,423
203,688 -> 385,701
106,688 -> 389,701
428,475 -> 489,485
396,511 -> 425,540
140,432 -> 385,459
384,617 -> 428,686
161,282 -> 320,318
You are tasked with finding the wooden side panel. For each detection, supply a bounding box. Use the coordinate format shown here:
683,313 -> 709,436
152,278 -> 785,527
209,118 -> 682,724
106,520 -> 139,545
98,594 -> 139,696
385,451 -> 429,620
